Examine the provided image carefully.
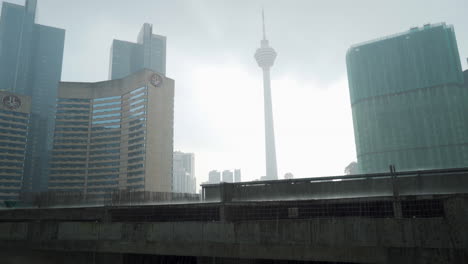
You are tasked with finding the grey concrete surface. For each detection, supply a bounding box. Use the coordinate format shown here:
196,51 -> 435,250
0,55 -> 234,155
0,194 -> 467,263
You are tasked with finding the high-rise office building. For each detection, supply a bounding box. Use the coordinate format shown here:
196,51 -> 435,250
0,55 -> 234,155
254,11 -> 278,180
48,69 -> 174,200
109,23 -> 166,80
464,64 -> 468,88
222,170 -> 233,183
234,169 -> 241,182
0,92 -> 31,201
208,170 -> 221,184
172,151 -> 196,194
346,23 -> 468,174
0,0 -> 65,192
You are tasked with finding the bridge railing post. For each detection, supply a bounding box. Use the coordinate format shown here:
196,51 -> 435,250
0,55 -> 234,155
389,165 -> 402,218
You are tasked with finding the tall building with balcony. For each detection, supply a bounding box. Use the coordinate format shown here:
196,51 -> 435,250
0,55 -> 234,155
109,23 -> 166,80
172,151 -> 196,194
0,92 -> 31,201
0,0 -> 65,192
346,23 -> 468,174
48,69 -> 174,200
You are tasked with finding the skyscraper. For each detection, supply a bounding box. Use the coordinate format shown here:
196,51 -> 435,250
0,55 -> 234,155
222,170 -> 233,183
234,169 -> 241,182
173,151 -> 196,194
208,170 -> 221,184
109,23 -> 166,80
0,0 -> 65,192
48,69 -> 174,200
346,23 -> 468,174
254,11 -> 278,180
0,92 -> 31,202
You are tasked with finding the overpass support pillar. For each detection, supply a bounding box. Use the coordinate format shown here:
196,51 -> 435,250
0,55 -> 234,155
219,182 -> 234,221
392,200 -> 402,218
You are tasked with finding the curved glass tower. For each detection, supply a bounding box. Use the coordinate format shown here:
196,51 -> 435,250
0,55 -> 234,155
49,70 -> 174,201
346,23 -> 468,174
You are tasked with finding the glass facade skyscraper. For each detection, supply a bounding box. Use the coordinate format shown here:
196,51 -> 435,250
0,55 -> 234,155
109,23 -> 166,80
0,0 -> 65,192
346,23 -> 468,174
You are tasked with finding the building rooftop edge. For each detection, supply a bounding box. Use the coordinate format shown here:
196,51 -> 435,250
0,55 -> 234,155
34,23 -> 65,32
2,1 -> 65,32
60,68 -> 172,86
2,2 -> 24,8
112,39 -> 140,45
349,22 -> 449,50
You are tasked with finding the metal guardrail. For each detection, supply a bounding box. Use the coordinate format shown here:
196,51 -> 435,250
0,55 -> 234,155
202,166 -> 468,188
202,167 -> 468,202
18,190 -> 200,208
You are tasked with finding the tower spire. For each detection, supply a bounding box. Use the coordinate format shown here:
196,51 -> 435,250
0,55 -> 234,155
262,9 -> 266,40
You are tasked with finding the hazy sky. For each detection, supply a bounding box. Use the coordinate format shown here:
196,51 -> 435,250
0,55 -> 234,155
3,0 -> 467,185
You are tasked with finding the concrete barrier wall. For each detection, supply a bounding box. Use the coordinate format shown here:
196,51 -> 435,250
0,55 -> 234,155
0,196 -> 467,264
0,195 -> 466,264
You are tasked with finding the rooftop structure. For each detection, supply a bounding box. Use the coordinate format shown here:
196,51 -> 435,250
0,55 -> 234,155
109,23 -> 166,80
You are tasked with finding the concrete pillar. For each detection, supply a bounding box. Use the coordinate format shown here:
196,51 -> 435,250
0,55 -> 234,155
392,200 -> 402,218
219,182 -> 234,222
219,182 -> 233,203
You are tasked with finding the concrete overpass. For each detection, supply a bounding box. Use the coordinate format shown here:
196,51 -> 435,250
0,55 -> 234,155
1,168 -> 468,263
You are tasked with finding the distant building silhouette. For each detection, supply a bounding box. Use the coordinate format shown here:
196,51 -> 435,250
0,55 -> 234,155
109,23 -> 166,79
222,170 -> 234,183
208,170 -> 221,184
347,23 -> 468,173
173,151 -> 196,194
0,0 -> 65,192
234,169 -> 241,182
344,162 -> 358,175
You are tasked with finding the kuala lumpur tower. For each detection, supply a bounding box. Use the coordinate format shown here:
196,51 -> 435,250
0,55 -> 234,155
254,10 -> 278,180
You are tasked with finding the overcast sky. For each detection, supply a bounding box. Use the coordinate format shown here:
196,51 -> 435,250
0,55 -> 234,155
3,0 -> 468,185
